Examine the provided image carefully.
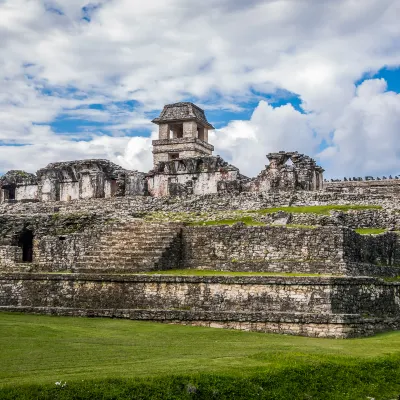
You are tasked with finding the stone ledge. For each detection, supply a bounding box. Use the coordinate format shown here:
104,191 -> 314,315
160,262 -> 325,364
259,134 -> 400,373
0,306 -> 382,323
0,272 -> 389,285
2,307 -> 400,338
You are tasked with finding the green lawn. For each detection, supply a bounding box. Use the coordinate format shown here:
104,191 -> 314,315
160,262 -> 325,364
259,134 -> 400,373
1,313 -> 400,399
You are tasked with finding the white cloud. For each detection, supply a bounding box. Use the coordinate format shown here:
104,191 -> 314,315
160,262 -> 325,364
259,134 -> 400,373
213,79 -> 400,179
0,0 -> 399,177
318,79 -> 400,178
211,101 -> 319,177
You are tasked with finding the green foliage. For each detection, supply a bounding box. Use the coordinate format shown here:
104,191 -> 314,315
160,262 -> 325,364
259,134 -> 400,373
249,204 -> 382,215
354,228 -> 387,235
188,217 -> 265,226
145,270 -> 328,277
1,313 -> 400,398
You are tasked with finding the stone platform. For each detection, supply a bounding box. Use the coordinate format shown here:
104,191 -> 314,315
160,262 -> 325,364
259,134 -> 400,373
1,273 -> 399,338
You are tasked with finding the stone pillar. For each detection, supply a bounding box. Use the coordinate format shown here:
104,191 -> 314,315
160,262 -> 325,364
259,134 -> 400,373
79,172 -> 105,199
39,178 -> 59,201
159,124 -> 170,140
203,128 -> 209,142
0,189 -> 7,203
183,121 -> 197,138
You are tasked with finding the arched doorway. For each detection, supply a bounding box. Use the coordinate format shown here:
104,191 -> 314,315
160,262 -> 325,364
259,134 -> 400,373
18,230 -> 33,262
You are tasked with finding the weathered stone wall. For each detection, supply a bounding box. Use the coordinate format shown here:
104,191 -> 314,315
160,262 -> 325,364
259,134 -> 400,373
1,274 -> 399,338
256,209 -> 400,229
182,225 -> 346,273
147,156 -> 241,197
343,230 -> 399,266
324,179 -> 400,195
0,191 -> 397,218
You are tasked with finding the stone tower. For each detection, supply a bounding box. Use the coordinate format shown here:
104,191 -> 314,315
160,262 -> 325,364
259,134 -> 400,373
151,102 -> 215,166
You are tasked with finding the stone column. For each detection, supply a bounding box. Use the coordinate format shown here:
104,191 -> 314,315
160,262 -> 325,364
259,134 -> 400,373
183,121 -> 197,138
203,128 -> 209,142
159,124 -> 170,140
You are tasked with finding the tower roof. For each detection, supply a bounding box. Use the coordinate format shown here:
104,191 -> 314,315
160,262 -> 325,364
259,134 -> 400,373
152,102 -> 215,129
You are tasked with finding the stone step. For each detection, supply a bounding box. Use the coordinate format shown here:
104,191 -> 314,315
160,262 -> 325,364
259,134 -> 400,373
86,245 -> 170,253
99,235 -> 178,242
79,252 -> 164,261
97,236 -> 175,244
103,226 -> 182,233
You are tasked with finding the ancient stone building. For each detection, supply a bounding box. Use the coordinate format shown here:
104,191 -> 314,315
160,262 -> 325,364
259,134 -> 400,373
151,102 -> 215,165
248,151 -> 324,192
147,102 -> 324,196
0,102 -> 326,201
0,159 -> 147,203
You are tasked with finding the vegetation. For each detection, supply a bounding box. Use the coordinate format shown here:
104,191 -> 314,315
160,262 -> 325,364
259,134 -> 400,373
248,204 -> 382,215
144,269 -> 331,277
188,216 -> 265,226
1,313 -> 400,399
145,205 -> 382,225
354,228 -> 387,235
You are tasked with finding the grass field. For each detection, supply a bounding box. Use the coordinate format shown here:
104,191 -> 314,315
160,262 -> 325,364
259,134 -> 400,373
1,313 -> 400,399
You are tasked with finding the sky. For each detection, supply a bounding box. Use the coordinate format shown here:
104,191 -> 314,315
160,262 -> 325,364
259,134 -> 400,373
0,0 -> 400,179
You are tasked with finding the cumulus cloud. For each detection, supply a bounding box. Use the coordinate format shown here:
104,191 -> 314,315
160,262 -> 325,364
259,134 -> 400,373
0,0 -> 399,176
214,79 -> 400,179
319,79 -> 400,177
211,101 -> 319,177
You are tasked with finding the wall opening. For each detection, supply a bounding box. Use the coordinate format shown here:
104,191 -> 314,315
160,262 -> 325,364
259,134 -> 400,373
169,153 -> 179,160
170,123 -> 183,139
18,230 -> 34,263
6,186 -> 16,200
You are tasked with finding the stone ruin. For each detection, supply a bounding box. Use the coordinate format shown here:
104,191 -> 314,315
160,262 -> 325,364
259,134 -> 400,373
0,101 -> 400,339
0,102 -> 325,202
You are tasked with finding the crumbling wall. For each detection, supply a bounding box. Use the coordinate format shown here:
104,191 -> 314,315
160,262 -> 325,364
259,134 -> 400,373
147,156 -> 242,197
247,151 -> 324,192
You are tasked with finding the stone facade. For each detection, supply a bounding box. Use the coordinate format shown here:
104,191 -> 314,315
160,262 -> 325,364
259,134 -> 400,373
1,274 -> 400,338
0,159 -> 147,204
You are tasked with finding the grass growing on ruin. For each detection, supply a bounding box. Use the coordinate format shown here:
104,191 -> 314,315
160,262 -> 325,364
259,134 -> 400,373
145,205 -> 383,225
188,216 -> 265,226
354,228 -> 387,235
249,204 -> 382,215
144,269 -> 330,277
1,313 -> 400,399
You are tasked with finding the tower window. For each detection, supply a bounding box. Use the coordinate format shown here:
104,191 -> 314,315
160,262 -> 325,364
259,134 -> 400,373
169,153 -> 179,160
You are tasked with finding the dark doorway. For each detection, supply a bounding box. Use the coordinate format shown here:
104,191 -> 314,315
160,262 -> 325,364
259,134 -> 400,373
18,230 -> 33,262
7,186 -> 15,200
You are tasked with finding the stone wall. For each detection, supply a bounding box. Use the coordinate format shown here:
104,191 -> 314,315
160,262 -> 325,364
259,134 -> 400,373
1,273 -> 399,338
256,209 -> 400,229
182,225 -> 346,273
324,179 -> 400,195
0,191 -> 397,218
343,230 -> 399,266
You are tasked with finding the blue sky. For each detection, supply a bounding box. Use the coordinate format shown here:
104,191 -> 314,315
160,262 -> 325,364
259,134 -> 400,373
1,0 -> 400,178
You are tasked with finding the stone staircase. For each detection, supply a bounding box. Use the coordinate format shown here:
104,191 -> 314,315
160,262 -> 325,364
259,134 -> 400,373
75,221 -> 183,273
